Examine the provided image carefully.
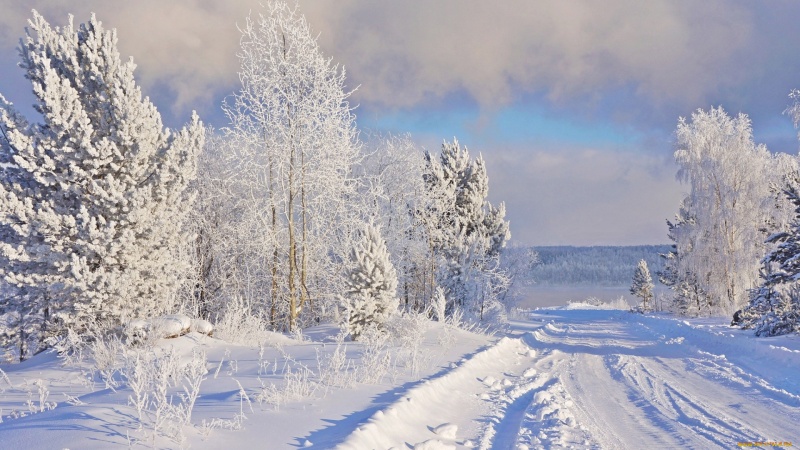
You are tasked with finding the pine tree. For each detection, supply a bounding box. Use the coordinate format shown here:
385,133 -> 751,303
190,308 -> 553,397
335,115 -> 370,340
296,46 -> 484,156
630,259 -> 654,312
341,223 -> 399,340
0,11 -> 202,345
419,139 -> 510,318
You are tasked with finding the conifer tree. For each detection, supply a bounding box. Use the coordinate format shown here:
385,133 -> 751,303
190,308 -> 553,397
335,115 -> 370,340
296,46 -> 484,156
0,11 -> 202,346
341,223 -> 399,340
630,259 -> 654,312
419,139 -> 510,317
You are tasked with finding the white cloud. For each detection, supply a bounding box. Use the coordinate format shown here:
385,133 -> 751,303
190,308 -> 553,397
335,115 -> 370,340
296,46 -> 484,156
0,0 -> 769,116
485,145 -> 684,245
0,1 -> 773,246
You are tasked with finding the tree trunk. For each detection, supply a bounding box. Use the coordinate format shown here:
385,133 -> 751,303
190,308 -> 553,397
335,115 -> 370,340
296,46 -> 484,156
299,144 -> 311,317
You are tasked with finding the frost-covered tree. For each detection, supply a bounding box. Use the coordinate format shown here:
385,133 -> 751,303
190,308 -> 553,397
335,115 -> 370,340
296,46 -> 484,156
419,139 -> 510,319
223,1 -> 360,331
0,11 -> 201,343
630,259 -> 654,312
667,107 -> 774,315
357,134 -> 429,312
180,130 -> 240,322
659,198 -> 713,315
341,222 -> 399,340
738,92 -> 800,335
739,179 -> 800,335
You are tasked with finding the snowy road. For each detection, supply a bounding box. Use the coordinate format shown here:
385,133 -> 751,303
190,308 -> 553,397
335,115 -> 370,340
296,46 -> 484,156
334,309 -> 800,449
1,307 -> 799,449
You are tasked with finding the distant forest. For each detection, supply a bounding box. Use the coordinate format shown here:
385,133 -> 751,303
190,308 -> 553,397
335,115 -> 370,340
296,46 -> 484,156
530,245 -> 670,287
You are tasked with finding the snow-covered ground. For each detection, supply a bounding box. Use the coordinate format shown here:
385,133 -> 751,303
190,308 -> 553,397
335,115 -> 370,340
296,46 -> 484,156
1,305 -> 798,449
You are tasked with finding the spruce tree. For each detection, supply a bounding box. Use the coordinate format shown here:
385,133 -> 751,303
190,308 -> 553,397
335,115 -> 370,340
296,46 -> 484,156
0,11 -> 202,347
630,259 -> 654,312
342,223 -> 399,340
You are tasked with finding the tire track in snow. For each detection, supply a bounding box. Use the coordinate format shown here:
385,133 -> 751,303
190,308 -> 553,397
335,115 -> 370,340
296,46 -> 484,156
328,310 -> 799,449
506,352 -> 598,450
333,337 -> 535,449
521,310 -> 800,449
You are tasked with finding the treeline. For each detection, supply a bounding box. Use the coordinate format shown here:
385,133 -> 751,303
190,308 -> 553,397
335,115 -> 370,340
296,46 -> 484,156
0,3 -> 522,360
528,245 -> 669,286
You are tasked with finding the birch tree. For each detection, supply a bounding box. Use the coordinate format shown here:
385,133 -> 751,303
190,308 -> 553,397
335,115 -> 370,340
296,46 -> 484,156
669,107 -> 773,315
223,1 -> 359,331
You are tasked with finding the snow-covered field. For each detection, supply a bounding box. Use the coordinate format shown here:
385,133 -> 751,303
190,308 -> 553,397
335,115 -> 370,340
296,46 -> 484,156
1,305 -> 798,449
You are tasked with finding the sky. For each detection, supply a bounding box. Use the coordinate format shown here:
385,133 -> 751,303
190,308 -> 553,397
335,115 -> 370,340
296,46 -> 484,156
1,1 -> 800,246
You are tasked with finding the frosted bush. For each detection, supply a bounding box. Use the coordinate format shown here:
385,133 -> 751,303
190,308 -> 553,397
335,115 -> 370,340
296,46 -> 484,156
256,354 -> 319,410
608,296 -> 632,310
121,347 -> 208,443
316,331 -> 355,389
214,296 -> 270,346
387,311 -> 430,376
51,327 -> 87,367
357,326 -> 391,384
23,379 -> 56,413
566,296 -> 630,310
88,333 -> 126,389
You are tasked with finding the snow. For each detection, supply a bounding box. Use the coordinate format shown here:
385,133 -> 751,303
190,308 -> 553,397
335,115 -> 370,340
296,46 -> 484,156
1,307 -> 799,449
149,316 -> 185,338
432,423 -> 458,440
191,319 -> 214,335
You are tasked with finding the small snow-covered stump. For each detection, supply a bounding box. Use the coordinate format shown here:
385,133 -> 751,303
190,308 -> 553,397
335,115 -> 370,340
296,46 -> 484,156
191,319 -> 214,336
150,317 -> 185,339
162,314 -> 192,334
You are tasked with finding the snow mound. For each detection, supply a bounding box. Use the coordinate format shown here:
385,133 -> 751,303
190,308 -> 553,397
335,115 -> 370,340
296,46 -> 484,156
481,376 -> 497,386
162,313 -> 192,331
432,423 -> 458,440
150,316 -> 185,338
414,439 -> 456,450
191,318 -> 214,335
125,314 -> 208,340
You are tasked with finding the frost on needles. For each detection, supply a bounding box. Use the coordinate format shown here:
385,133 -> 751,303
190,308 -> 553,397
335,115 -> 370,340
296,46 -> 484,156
0,11 -> 202,355
341,222 -> 399,340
